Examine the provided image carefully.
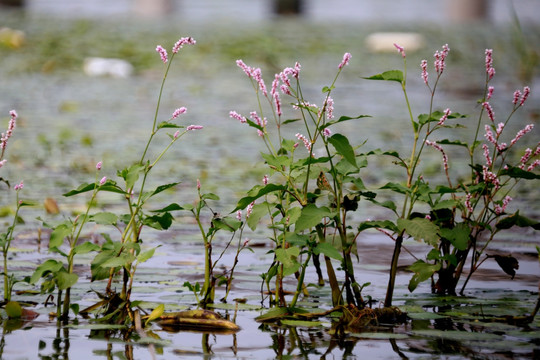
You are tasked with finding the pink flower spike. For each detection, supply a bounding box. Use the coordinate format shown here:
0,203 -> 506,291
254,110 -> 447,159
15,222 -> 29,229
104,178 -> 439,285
322,128 -> 332,138
393,43 -> 405,58
496,122 -> 504,137
484,125 -> 497,146
338,52 -> 352,69
230,110 -> 247,123
482,144 -> 492,166
252,68 -> 267,96
425,140 -> 449,171
99,177 -> 107,186
236,59 -> 252,78
527,159 -> 540,172
295,133 -> 311,152
487,86 -> 494,100
96,161 -> 102,171
465,193 -> 473,213
197,179 -> 201,190
9,110 -> 17,119
246,201 -> 254,218
186,125 -> 203,131
0,159 -> 6,168
510,124 -> 534,146
172,36 -> 196,54
421,60 -> 428,85
519,86 -> 530,106
263,175 -> 268,185
437,108 -> 451,126
513,89 -> 521,105
156,45 -> 168,63
172,107 -> 187,119
482,102 -> 495,122
173,130 -> 180,139
485,49 -> 495,79
14,180 -> 23,191
326,97 -> 334,119
236,210 -> 242,221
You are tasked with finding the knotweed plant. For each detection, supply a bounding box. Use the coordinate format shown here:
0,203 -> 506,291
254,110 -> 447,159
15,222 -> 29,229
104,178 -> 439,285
363,44 -> 539,304
231,54 -> 373,310
31,37 -> 201,323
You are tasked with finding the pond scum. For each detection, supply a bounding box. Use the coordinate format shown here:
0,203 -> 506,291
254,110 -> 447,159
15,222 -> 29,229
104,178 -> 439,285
1,37 -> 539,357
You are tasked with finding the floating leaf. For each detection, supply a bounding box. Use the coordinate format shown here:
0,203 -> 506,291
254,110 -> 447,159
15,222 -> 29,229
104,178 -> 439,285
280,319 -> 323,327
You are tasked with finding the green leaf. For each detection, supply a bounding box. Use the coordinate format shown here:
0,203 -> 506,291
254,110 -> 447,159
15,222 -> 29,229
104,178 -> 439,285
408,260 -> 441,292
56,271 -> 79,290
295,204 -> 333,232
358,220 -> 398,233
89,212 -> 118,225
120,163 -> 145,190
143,212 -> 174,230
439,223 -> 470,250
201,192 -> 220,201
151,203 -> 185,212
255,307 -> 290,322
436,139 -> 469,148
496,211 -> 540,230
397,218 -> 440,246
328,133 -> 356,167
247,202 -> 269,231
282,118 -> 301,125
49,224 -> 72,249
275,247 -> 300,276
322,85 -> 335,93
145,304 -> 165,327
212,216 -> 242,232
322,115 -> 371,128
380,182 -> 409,194
63,183 -> 96,197
233,184 -> 287,211
73,241 -> 101,254
30,259 -> 63,284
149,182 -> 181,197
500,166 -> 540,180
137,247 -> 158,264
100,253 -> 136,269
261,152 -> 290,169
157,121 -> 181,129
314,242 -> 343,261
364,70 -> 404,83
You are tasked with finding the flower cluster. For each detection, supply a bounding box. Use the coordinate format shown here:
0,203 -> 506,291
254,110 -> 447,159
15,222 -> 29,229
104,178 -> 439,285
485,49 -> 495,80
295,133 -> 311,152
425,140 -> 449,171
156,36 -> 196,63
1,110 -> 17,154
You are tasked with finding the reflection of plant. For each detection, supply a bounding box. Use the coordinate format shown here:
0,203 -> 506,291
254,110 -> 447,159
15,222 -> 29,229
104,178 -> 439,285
363,44 -> 539,304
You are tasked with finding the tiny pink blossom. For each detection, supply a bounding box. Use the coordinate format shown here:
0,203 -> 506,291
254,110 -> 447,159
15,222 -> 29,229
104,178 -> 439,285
510,124 -> 534,146
322,128 -> 332,138
236,210 -> 242,221
487,86 -> 494,100
9,110 -> 17,119
495,122 -> 504,137
519,86 -> 530,106
172,107 -> 187,119
13,180 -> 23,191
271,74 -> 280,97
484,125 -> 497,146
437,108 -> 451,126
485,49 -> 495,79
494,195 -> 512,215
295,133 -> 311,152
96,161 -> 102,170
0,159 -> 6,168
229,110 -> 247,123
99,176 -> 107,186
421,60 -> 428,85
252,68 -> 267,96
393,43 -> 405,58
156,45 -> 168,63
425,214 -> 431,220
482,102 -> 495,122
464,193 -> 474,213
280,84 -> 291,96
482,144 -> 492,166
482,165 -> 500,189
173,130 -> 180,139
294,62 -> 301,78
197,179 -> 201,190
274,92 -> 282,117
513,89 -> 521,105
338,52 -> 352,69
527,159 -> 540,172
326,97 -> 334,119
434,44 -> 450,74
186,125 -> 203,131
246,201 -> 254,218
520,148 -> 532,167
172,36 -> 196,54
263,175 -> 268,185
236,59 -> 252,78
425,140 -> 449,171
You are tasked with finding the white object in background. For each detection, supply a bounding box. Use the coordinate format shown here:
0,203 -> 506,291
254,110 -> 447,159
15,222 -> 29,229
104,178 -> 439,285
365,32 -> 425,54
83,57 -> 134,78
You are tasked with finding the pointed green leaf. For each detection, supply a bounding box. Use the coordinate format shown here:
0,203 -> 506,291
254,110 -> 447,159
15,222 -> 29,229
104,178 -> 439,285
496,211 -> 540,230
364,70 -> 403,83
295,204 -> 333,232
247,202 -> 269,231
30,259 -> 63,284
314,242 -> 343,261
500,166 -> 540,180
328,133 -> 356,167
233,184 -> 287,211
137,247 -> 157,264
145,304 -> 165,327
56,271 -> 79,291
89,212 -> 118,225
397,218 -> 440,246
74,241 -> 101,254
49,224 -> 72,249
439,223 -> 470,250
408,260 -> 441,292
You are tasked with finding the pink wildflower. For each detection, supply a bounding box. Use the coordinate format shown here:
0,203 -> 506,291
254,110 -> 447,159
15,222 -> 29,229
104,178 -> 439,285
465,193 -> 474,213
99,177 -> 107,186
295,133 -> 311,152
482,144 -> 492,167
322,128 -> 332,138
156,45 -> 168,63
485,49 -> 495,79
482,165 -> 500,189
510,124 -> 534,146
434,44 -> 450,74
263,175 -> 268,185
274,92 -> 282,117
484,125 -> 497,146
494,195 -> 512,215
527,159 -> 540,172
229,110 -> 247,123
96,161 -> 102,170
236,60 -> 253,78
421,60 -> 428,85
246,201 -> 254,218
496,122 -> 504,137
294,62 -> 301,78
338,52 -> 352,69
186,125 -> 203,131
519,148 -> 532,169
393,43 -> 405,58
13,180 -> 23,191
172,107 -> 187,119
236,210 -> 242,221
1,110 -> 17,151
326,97 -> 334,119
513,89 -> 521,105
172,36 -> 196,54
425,140 -> 449,171
280,84 -> 291,96
252,68 -> 267,96
437,108 -> 451,126
0,159 -> 6,168
425,214 -> 431,220
487,86 -> 494,100
482,102 -> 495,122
173,130 -> 180,139
519,86 -> 530,106
271,74 -> 280,97
197,179 -> 201,190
